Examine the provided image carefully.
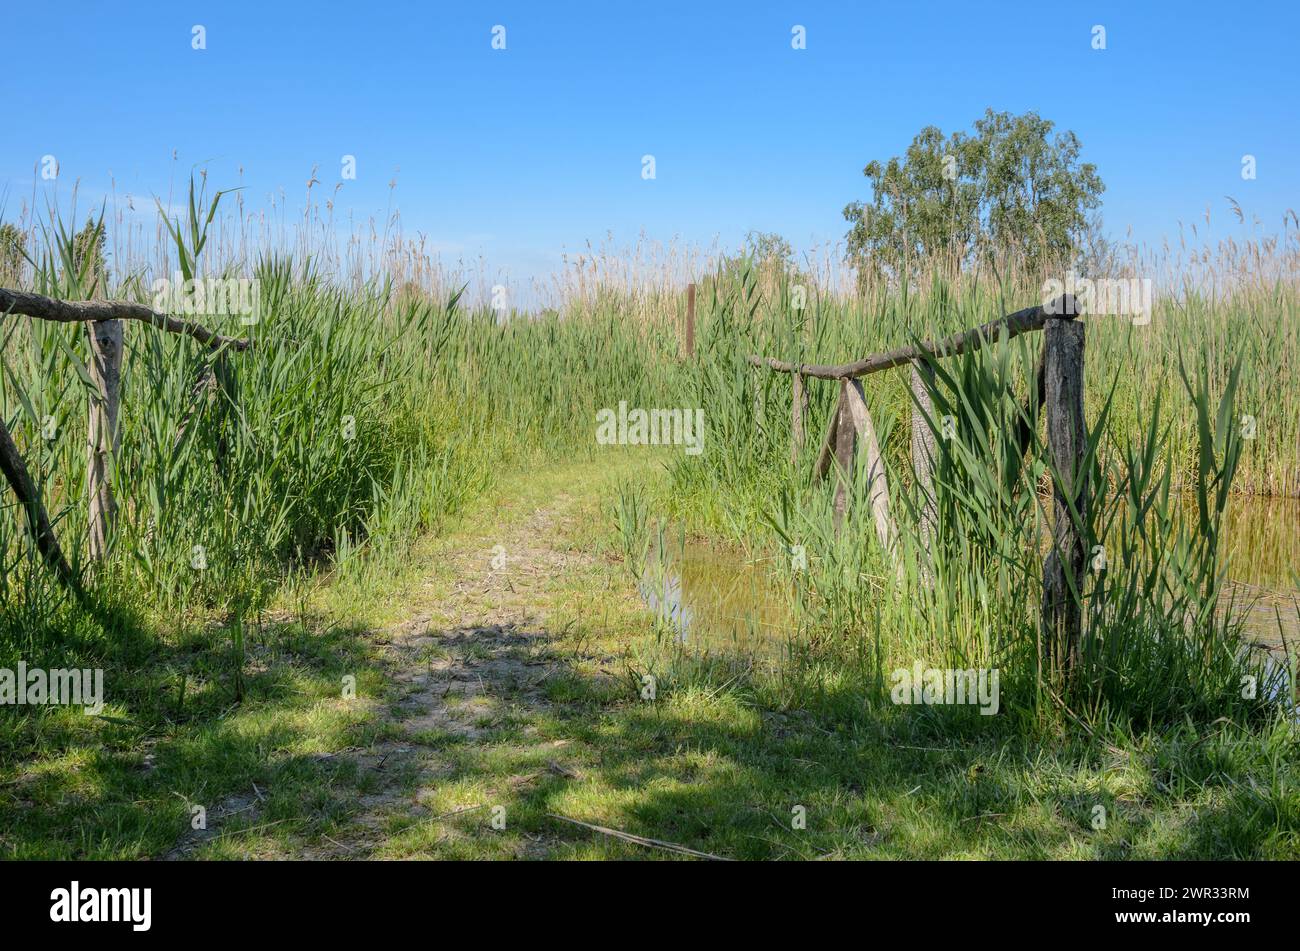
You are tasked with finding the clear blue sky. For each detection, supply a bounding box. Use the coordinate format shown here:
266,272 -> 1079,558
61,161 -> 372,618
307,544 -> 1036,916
2,1 -> 1296,284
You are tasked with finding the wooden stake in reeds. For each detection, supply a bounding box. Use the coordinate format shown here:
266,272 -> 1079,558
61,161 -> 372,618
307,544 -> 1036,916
823,378 -> 895,550
831,381 -> 854,529
0,415 -> 76,588
87,319 -> 123,561
1040,313 -> 1087,678
0,285 -> 250,588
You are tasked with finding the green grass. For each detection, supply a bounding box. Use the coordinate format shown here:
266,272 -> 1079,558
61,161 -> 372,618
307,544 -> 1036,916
394,692 -> 1299,860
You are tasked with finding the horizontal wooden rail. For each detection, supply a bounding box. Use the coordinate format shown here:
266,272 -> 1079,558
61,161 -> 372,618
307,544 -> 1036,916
0,288 -> 252,351
748,296 -> 1076,380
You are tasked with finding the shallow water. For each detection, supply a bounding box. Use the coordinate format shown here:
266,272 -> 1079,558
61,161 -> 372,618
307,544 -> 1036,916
1219,497 -> 1300,648
638,535 -> 794,656
640,496 -> 1300,653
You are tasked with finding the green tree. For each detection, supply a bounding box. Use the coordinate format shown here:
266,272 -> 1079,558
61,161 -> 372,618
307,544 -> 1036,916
715,230 -> 800,292
843,109 -> 1104,279
744,230 -> 795,272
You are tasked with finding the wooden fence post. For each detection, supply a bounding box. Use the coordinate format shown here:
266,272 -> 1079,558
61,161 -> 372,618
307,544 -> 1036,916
0,288 -> 253,587
831,381 -> 854,531
790,371 -> 807,464
910,361 -> 937,582
842,378 -> 895,552
87,319 -> 123,561
684,282 -> 695,358
1040,314 -> 1087,679
0,416 -> 77,588
813,393 -> 837,482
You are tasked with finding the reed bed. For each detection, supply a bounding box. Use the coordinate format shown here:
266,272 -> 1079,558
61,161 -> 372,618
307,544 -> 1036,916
0,183 -> 682,674
1,181 -> 1296,738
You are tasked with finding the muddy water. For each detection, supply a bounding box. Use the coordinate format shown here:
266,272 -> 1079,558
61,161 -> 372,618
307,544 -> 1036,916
638,537 -> 796,656
1220,497 -> 1300,647
641,497 -> 1300,653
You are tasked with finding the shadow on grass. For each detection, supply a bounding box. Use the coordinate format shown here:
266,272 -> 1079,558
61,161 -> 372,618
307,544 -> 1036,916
2,615 -> 1296,860
0,600 -> 390,860
319,625 -> 1300,860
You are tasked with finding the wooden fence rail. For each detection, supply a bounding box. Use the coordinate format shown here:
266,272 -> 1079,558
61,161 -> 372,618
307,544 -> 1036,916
0,289 -> 253,351
0,287 -> 253,592
746,300 -> 1065,380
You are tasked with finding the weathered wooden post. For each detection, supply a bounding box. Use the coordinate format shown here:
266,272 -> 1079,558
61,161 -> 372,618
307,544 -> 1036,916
842,379 -> 894,552
752,298 -> 1072,566
910,361 -> 937,582
0,287 -> 252,588
814,394 -> 837,482
87,319 -> 123,561
1040,313 -> 1087,679
831,381 -> 854,530
821,378 -> 896,549
790,370 -> 807,464
0,416 -> 76,587
684,282 -> 696,358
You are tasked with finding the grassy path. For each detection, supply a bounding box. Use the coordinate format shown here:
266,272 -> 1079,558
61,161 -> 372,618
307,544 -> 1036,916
155,454 -> 656,859
5,451 -> 1294,859
280,455 -> 659,858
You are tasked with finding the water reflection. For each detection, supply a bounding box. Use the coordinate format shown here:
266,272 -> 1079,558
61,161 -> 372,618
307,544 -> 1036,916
638,572 -> 693,643
639,496 -> 1299,652
1221,496 -> 1300,648
1223,496 -> 1300,591
639,534 -> 793,655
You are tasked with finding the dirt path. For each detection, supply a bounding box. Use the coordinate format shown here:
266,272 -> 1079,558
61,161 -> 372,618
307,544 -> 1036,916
131,453 -> 1300,862
159,458 -> 651,860
173,487 -> 596,857
295,488 -> 594,856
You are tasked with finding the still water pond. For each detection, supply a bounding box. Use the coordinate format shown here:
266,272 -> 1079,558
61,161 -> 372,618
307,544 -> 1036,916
640,497 -> 1300,654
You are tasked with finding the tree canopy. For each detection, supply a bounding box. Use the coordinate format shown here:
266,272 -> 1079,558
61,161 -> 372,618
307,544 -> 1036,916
843,109 -> 1104,278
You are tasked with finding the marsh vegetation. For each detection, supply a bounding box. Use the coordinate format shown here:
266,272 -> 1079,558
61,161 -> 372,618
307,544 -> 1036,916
0,172 -> 1296,858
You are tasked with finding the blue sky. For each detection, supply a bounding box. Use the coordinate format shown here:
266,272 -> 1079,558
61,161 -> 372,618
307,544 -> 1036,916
2,1 -> 1296,286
